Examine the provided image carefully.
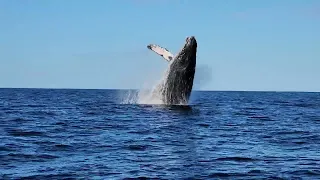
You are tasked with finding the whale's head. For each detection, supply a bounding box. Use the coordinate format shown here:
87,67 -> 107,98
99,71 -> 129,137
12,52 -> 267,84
185,36 -> 197,48
182,36 -> 197,55
173,36 -> 197,69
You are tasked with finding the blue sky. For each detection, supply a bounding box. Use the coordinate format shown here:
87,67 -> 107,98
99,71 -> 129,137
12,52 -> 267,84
1,0 -> 319,91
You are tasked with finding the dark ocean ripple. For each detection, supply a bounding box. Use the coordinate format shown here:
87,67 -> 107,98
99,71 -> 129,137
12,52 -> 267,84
0,88 -> 320,179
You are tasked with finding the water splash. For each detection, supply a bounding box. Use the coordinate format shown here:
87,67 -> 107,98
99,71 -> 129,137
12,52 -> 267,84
120,63 -> 212,105
121,64 -> 171,105
119,89 -> 139,104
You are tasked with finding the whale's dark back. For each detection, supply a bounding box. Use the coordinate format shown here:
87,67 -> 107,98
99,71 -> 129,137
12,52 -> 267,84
162,36 -> 197,105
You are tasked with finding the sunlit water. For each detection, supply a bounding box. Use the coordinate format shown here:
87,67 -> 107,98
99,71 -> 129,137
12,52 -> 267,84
1,88 -> 320,179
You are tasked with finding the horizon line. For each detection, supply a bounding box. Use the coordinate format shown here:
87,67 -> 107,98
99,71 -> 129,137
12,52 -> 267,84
0,87 -> 319,93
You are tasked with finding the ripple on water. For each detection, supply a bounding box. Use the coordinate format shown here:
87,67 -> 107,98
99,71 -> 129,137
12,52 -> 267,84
7,129 -> 45,137
1,89 -> 320,179
10,117 -> 30,122
0,146 -> 13,152
215,156 -> 258,162
17,173 -> 78,180
1,153 -> 59,163
126,145 -> 148,151
248,116 -> 272,121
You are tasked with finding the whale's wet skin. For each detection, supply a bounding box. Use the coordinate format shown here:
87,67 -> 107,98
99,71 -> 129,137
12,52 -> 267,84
147,36 -> 197,105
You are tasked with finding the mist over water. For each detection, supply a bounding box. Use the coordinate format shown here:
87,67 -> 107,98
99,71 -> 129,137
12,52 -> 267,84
193,65 -> 213,90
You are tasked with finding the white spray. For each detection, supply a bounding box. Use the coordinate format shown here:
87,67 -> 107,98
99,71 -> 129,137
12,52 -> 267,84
121,63 -> 171,105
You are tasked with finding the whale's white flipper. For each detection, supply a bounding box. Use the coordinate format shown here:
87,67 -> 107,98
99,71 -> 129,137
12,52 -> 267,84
147,44 -> 174,62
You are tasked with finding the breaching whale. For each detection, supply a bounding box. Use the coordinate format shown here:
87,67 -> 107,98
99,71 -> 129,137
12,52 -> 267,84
147,36 -> 197,105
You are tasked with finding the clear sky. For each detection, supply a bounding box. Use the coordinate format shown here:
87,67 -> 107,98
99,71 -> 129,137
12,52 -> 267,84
1,0 -> 319,91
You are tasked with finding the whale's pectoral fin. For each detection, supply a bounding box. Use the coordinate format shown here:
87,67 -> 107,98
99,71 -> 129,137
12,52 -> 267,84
147,44 -> 174,62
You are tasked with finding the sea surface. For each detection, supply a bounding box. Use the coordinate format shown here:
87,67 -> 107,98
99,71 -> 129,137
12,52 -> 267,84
1,88 -> 320,179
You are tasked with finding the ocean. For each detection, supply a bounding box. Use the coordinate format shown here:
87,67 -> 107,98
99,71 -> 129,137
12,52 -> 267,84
0,88 -> 320,179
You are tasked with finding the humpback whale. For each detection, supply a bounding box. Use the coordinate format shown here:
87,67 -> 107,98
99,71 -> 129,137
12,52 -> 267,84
147,36 -> 197,105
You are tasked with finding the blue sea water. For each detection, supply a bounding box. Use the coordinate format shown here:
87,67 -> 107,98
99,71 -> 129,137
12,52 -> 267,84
0,88 -> 320,179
